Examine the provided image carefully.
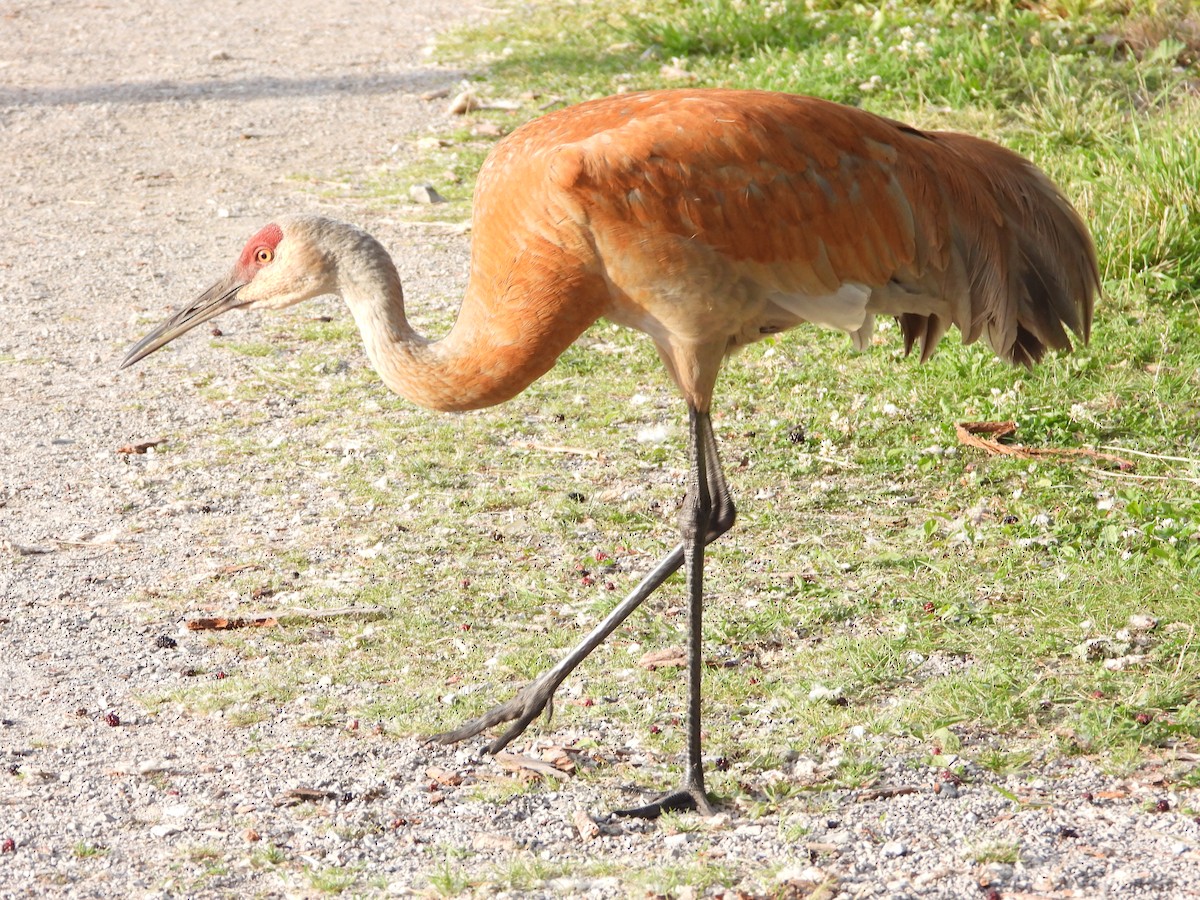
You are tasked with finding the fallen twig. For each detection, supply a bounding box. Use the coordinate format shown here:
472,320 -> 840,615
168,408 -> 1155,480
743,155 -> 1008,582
955,421 -> 1135,469
275,606 -> 389,623
187,616 -> 277,631
854,785 -> 920,802
116,439 -> 165,455
493,751 -> 571,782
186,605 -> 388,631
1100,445 -> 1200,466
1088,469 -> 1200,486
275,787 -> 338,807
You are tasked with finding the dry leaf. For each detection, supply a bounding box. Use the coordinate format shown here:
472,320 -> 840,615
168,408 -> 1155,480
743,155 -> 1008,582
117,439 -> 165,454
540,745 -> 576,773
425,766 -> 464,787
573,808 -> 600,840
216,563 -> 261,576
493,751 -> 570,781
639,647 -> 687,670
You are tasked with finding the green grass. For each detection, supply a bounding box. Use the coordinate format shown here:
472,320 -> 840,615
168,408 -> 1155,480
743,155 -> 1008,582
72,842 -> 108,859
127,0 -> 1200,895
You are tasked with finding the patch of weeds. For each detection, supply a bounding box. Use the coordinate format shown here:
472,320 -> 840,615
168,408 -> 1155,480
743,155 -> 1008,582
633,859 -> 739,897
835,755 -> 882,788
970,839 -> 1022,865
427,862 -> 475,897
489,857 -> 575,892
976,749 -> 1034,776
250,844 -> 287,868
306,864 -> 366,894
183,844 -> 222,862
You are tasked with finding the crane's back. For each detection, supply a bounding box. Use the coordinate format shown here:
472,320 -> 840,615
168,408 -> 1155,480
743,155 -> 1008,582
472,89 -> 1098,373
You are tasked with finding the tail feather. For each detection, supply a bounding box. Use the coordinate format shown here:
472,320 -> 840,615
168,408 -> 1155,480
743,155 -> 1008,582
895,129 -> 1100,367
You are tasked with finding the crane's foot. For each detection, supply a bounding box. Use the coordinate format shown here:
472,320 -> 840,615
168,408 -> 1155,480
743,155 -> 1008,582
425,669 -> 564,754
614,782 -> 716,819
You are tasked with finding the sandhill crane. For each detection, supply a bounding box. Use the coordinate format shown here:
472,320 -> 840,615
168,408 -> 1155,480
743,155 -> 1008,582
122,89 -> 1099,818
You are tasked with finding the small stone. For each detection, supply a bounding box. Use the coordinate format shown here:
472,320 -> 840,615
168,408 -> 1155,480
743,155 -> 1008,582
243,828 -> 261,842
777,865 -> 825,884
471,833 -> 516,852
808,684 -> 842,703
1128,614 -> 1158,632
880,840 -> 907,858
986,862 -> 1014,882
150,824 -> 179,838
447,90 -> 480,114
409,184 -> 446,204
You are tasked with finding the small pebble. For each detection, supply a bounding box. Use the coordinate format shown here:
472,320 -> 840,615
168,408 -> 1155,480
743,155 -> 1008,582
409,184 -> 446,204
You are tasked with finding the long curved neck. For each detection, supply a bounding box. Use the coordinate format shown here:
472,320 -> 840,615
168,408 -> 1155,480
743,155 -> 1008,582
330,223 -> 599,413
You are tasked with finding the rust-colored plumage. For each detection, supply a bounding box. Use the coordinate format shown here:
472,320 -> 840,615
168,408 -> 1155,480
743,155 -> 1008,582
122,89 -> 1099,816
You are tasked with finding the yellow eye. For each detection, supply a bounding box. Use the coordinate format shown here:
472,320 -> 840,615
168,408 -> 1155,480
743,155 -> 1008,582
255,247 -> 274,264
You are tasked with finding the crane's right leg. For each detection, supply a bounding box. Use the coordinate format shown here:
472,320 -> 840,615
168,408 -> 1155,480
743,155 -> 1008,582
427,421 -> 735,755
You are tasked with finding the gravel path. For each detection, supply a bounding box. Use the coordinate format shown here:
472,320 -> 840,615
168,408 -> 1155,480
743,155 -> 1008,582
2,2 -> 1199,897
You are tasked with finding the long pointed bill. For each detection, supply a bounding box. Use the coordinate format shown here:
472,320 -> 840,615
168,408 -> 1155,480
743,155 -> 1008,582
120,271 -> 250,369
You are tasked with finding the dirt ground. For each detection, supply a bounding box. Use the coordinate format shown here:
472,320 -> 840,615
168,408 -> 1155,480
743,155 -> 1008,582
3,2 -> 1199,897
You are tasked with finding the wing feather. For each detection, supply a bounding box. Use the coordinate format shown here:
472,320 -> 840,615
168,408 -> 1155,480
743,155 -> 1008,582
490,89 -> 1097,368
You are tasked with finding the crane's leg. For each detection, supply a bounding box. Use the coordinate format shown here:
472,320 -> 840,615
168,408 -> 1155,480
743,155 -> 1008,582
429,410 -> 733,817
614,407 -> 719,818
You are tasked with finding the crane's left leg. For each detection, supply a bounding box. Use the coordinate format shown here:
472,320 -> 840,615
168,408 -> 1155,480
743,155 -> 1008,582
616,407 -> 721,818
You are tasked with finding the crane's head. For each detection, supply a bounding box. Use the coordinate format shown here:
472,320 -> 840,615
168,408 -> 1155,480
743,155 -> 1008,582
121,218 -> 336,369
